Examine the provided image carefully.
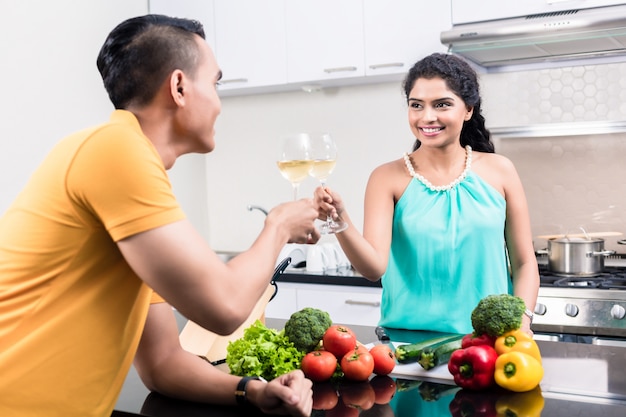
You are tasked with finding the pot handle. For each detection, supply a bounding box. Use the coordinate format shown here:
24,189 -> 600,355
618,239 -> 626,245
535,249 -> 549,255
587,250 -> 616,257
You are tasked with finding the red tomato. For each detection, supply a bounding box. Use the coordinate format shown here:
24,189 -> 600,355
325,399 -> 359,417
301,350 -> 337,382
312,381 -> 339,410
339,381 -> 376,410
341,350 -> 375,381
323,325 -> 357,358
369,344 -> 396,376
355,342 -> 369,354
369,375 -> 397,404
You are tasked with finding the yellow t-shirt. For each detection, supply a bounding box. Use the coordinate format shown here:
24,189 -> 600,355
0,110 -> 185,416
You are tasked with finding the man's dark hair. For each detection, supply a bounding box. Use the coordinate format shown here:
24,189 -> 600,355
97,14 -> 206,109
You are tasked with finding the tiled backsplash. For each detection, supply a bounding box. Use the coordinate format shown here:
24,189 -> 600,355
481,62 -> 626,253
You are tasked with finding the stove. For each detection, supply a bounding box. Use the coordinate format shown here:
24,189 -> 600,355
533,255 -> 626,344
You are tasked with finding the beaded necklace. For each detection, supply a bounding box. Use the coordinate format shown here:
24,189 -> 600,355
403,145 -> 472,192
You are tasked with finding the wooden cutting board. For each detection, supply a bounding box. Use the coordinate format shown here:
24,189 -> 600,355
178,284 -> 275,362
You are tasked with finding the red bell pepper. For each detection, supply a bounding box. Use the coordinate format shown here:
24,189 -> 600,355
448,345 -> 498,390
461,332 -> 497,349
449,389 -> 498,417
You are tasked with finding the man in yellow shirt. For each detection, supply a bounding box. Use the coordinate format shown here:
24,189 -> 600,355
0,15 -> 318,417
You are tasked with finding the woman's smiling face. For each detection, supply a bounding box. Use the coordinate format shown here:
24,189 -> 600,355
407,77 -> 473,148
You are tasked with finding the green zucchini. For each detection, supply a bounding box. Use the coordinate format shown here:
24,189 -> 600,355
394,335 -> 460,364
417,335 -> 463,370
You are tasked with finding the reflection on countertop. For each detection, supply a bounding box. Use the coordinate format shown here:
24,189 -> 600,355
114,320 -> 626,417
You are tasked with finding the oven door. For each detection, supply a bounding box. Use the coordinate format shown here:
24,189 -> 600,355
533,332 -> 626,347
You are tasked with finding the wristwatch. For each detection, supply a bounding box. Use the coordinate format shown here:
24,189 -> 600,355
235,376 -> 267,405
524,307 -> 534,323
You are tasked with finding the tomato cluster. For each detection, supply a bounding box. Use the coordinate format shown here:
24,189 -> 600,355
300,324 -> 396,382
312,375 -> 397,415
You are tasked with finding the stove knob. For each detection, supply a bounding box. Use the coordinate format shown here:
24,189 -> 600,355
610,304 -> 626,320
565,303 -> 579,317
535,303 -> 547,315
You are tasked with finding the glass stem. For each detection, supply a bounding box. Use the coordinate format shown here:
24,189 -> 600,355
321,181 -> 332,223
292,183 -> 299,201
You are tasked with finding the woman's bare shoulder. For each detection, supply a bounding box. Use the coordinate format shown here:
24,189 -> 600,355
474,151 -> 517,174
370,157 -> 408,179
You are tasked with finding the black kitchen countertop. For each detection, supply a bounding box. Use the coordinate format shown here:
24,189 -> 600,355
113,319 -> 626,417
276,267 -> 382,288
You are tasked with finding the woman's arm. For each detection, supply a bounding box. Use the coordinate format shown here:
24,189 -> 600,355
315,162 -> 401,281
500,158 -> 540,333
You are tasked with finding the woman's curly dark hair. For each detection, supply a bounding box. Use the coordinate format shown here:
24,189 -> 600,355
403,53 -> 494,153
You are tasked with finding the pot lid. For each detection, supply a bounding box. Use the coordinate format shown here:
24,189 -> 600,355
537,231 -> 622,240
550,236 -> 604,243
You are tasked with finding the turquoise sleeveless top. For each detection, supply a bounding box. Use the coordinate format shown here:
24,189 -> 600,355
379,169 -> 511,334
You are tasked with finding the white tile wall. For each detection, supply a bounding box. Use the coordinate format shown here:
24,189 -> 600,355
481,62 -> 626,253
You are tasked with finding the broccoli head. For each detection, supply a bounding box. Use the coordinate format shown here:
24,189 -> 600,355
283,307 -> 332,352
470,294 -> 526,337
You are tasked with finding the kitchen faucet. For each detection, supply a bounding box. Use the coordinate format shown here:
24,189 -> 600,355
247,204 -> 268,216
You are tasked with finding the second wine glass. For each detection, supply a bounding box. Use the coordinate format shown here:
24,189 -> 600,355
277,133 -> 312,200
309,133 -> 348,234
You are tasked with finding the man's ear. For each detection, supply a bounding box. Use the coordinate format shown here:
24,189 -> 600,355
170,70 -> 186,106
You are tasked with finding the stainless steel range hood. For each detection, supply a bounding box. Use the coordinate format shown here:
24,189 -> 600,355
441,5 -> 626,69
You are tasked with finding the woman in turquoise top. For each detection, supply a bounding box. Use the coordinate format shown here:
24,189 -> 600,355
314,53 -> 539,335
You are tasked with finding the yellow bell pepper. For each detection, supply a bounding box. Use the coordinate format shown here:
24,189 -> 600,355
494,351 -> 543,392
495,386 -> 545,417
495,329 -> 542,363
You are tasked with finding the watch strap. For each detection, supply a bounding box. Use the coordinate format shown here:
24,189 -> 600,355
235,376 -> 266,406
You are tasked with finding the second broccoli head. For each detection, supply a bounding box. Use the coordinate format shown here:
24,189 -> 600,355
471,293 -> 526,337
283,307 -> 333,352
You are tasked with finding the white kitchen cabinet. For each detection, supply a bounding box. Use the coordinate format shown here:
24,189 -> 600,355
451,0 -> 626,25
266,282 -> 382,327
213,1 -> 287,91
363,0 -> 451,77
151,0 -> 453,95
285,0 -> 365,83
265,286 -> 298,320
149,0 -> 216,48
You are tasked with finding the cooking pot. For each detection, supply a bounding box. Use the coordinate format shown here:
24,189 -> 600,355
537,237 -> 615,277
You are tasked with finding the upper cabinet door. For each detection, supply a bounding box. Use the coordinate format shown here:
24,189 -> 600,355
214,0 -> 287,91
452,0 -> 626,24
149,0 -> 216,48
285,0 -> 365,83
363,0 -> 451,77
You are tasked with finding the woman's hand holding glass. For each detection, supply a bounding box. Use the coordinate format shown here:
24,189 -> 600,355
308,133 -> 347,234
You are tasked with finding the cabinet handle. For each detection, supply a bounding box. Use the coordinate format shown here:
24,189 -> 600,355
368,62 -> 404,70
323,66 -> 358,74
345,299 -> 380,307
219,78 -> 249,85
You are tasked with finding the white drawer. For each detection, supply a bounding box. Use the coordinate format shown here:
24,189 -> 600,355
265,287 -> 298,320
296,284 -> 381,327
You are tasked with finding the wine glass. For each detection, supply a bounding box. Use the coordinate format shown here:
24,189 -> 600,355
309,133 -> 348,234
277,133 -> 312,200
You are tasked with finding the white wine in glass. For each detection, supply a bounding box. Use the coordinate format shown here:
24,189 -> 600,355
309,133 -> 347,234
277,133 -> 312,200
